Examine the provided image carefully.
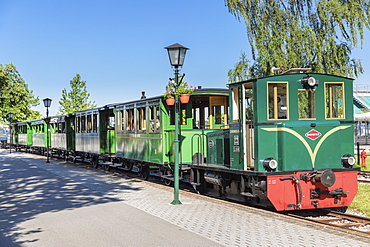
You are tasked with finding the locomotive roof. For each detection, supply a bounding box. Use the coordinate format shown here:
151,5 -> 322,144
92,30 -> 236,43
228,72 -> 354,88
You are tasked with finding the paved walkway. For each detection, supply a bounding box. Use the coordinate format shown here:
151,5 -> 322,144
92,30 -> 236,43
1,150 -> 369,246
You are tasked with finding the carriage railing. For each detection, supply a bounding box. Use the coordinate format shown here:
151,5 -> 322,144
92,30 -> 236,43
191,133 -> 206,165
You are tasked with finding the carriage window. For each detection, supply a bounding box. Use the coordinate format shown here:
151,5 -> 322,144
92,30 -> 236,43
213,106 -> 223,125
50,123 -> 56,133
191,96 -> 210,129
108,115 -> 115,129
268,82 -> 288,120
76,117 -> 81,133
118,110 -> 124,131
149,105 -> 160,133
232,87 -> 240,122
93,114 -> 98,133
126,108 -> 134,132
81,116 -> 86,132
325,83 -> 344,119
245,93 -> 253,121
210,96 -> 228,128
149,106 -> 154,132
87,115 -> 92,132
192,106 -> 209,129
57,122 -> 65,133
156,108 -> 160,132
298,90 -> 316,119
170,105 -> 187,126
137,107 -> 146,132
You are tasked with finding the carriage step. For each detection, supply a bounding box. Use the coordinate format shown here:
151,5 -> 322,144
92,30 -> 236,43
110,163 -> 122,168
161,175 -> 174,181
101,162 -> 113,166
240,192 -> 256,197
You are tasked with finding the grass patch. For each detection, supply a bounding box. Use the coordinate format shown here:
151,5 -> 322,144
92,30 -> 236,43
348,183 -> 370,217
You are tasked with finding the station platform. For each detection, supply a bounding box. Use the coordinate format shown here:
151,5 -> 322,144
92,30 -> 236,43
1,149 -> 369,246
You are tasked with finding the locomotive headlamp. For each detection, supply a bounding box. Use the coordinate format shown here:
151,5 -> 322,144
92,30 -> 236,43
301,76 -> 319,89
263,158 -> 278,171
341,154 -> 356,168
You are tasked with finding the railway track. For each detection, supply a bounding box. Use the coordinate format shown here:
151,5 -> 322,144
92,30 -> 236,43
358,170 -> 370,183
284,210 -> 370,238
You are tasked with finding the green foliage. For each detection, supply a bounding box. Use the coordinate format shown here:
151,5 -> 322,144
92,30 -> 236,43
225,0 -> 369,82
0,63 -> 41,123
174,83 -> 194,97
228,52 -> 251,83
164,79 -> 194,97
58,74 -> 97,115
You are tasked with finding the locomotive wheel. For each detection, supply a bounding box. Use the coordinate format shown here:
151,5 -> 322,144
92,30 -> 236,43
141,165 -> 150,180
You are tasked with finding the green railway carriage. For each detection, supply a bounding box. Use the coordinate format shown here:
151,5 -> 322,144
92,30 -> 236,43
11,115 -> 73,156
48,115 -> 75,156
12,121 -> 32,148
113,88 -> 229,179
191,69 -> 359,210
73,106 -> 115,164
30,119 -> 48,153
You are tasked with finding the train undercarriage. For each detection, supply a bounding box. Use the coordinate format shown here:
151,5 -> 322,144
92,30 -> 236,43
189,165 -> 359,211
9,143 -> 359,211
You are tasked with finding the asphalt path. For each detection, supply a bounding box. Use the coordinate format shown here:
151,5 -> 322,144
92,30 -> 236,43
0,150 -> 221,247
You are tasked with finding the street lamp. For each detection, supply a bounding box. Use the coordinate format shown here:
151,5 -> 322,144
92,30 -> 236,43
7,112 -> 13,153
164,43 -> 189,205
43,98 -> 52,163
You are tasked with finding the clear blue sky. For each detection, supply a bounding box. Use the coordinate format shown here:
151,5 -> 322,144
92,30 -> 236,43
1,0 -> 369,117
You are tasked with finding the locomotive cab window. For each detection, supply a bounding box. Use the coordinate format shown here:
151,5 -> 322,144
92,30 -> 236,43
298,89 -> 316,119
325,82 -> 344,119
268,82 -> 288,120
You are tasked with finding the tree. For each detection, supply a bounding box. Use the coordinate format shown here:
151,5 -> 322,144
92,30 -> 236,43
58,74 -> 97,115
0,63 -> 41,123
227,52 -> 252,83
225,0 -> 370,82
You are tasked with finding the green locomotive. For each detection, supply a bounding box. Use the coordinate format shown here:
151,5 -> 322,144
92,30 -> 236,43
191,69 -> 359,210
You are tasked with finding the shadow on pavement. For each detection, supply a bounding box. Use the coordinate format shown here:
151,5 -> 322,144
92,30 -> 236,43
0,150 -> 142,246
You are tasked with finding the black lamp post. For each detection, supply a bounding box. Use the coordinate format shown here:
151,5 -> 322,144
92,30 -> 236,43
43,98 -> 52,163
164,43 -> 189,205
7,112 -> 13,153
